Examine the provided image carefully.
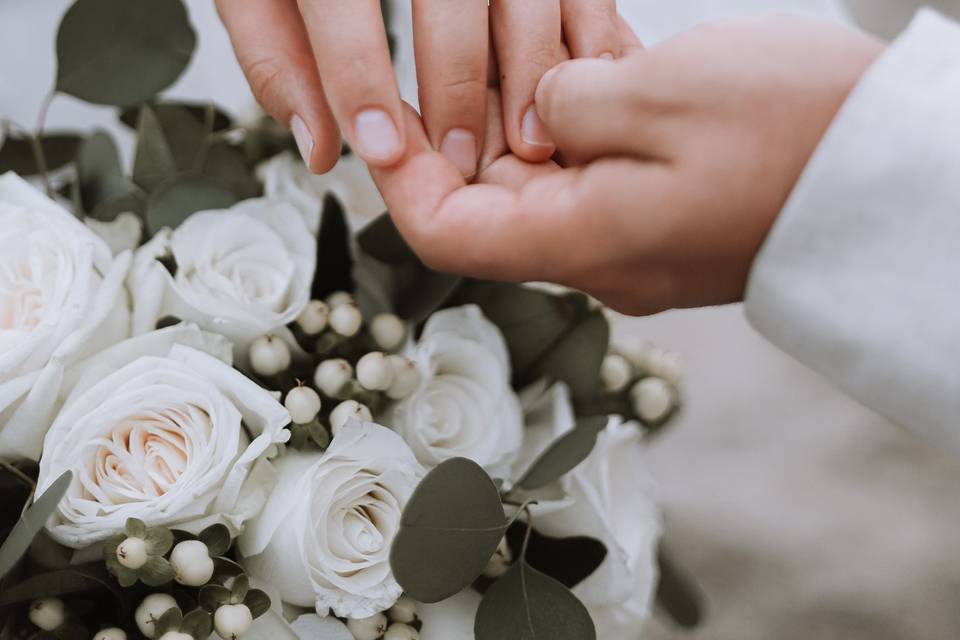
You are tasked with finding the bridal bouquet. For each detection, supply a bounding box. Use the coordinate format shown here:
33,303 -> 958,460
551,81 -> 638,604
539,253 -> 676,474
0,1 -> 700,639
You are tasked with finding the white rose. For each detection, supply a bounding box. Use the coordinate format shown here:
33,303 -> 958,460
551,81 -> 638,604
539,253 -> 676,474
35,325 -> 291,548
239,420 -> 424,619
257,152 -> 386,233
392,305 -> 523,478
0,173 -> 130,459
129,198 -> 315,354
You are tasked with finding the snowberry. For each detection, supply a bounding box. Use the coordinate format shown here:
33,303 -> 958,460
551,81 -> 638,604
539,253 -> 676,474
387,594 -> 417,624
384,623 -> 420,640
386,356 -> 420,400
370,313 -> 405,351
285,386 -> 322,424
170,540 -> 215,587
630,377 -> 677,423
135,594 -> 177,639
600,354 -> 633,393
356,352 -> 394,391
297,300 -> 330,335
94,628 -> 127,640
29,598 -> 64,631
346,613 -> 388,640
314,359 -> 354,397
249,335 -> 291,377
325,291 -> 355,308
116,536 -> 149,570
329,304 -> 363,337
330,400 -> 372,436
158,633 -> 193,640
214,603 -> 254,640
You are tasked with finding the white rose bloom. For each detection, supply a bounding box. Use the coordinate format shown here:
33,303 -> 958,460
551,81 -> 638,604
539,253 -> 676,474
35,325 -> 291,548
239,420 -> 424,619
129,198 -> 315,354
0,173 -> 130,460
392,305 -> 523,478
258,152 -> 386,233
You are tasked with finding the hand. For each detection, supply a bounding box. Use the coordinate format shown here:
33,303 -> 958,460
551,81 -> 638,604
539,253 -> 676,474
369,16 -> 884,315
215,0 -> 623,176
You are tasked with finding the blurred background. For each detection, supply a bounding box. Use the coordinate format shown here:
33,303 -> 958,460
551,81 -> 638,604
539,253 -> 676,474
3,1 -> 960,638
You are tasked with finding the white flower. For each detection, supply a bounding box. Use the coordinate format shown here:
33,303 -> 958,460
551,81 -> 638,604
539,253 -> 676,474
392,306 -> 523,478
258,152 -> 386,233
34,325 -> 290,548
520,384 -> 662,640
239,421 -> 424,619
0,173 -> 130,459
129,198 -> 315,355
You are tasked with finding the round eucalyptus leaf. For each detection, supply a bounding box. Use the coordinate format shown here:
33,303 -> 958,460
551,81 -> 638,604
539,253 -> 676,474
390,458 -> 507,603
515,416 -> 609,491
56,0 -> 197,106
145,173 -> 237,235
474,562 -> 596,640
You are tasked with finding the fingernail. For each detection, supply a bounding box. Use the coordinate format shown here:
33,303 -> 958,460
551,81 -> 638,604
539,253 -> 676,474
290,114 -> 314,167
599,52 -> 615,60
440,128 -> 477,178
354,109 -> 401,161
522,106 -> 554,148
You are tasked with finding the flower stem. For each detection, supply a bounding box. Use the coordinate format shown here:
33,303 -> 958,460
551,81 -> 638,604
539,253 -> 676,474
0,461 -> 36,491
519,506 -> 535,561
32,90 -> 56,197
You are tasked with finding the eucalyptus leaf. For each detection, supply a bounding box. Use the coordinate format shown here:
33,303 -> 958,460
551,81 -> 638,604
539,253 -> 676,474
357,213 -> 416,264
474,561 -> 596,640
133,105 -> 177,191
89,190 -> 146,223
181,609 -> 212,639
243,588 -> 271,618
201,142 -> 260,200
397,269 -> 462,324
655,544 -> 706,629
76,131 -> 132,214
515,416 -> 609,491
0,133 -> 80,175
56,0 -> 196,106
311,195 -> 354,300
198,524 -> 230,558
535,310 -> 609,402
390,458 -> 507,603
145,173 -> 237,235
128,104 -> 208,171
0,564 -> 122,609
0,470 -> 71,580
120,101 -> 232,133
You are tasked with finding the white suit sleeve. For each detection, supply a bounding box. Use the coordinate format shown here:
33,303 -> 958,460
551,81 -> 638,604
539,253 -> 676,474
745,10 -> 960,451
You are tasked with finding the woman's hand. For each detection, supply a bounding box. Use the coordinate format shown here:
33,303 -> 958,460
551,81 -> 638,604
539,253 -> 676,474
215,0 -> 623,177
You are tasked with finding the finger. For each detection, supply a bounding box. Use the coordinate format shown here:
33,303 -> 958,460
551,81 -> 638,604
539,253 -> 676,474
490,0 -> 565,162
412,0 -> 488,179
216,0 -> 340,172
561,0 -> 620,59
298,0 -> 405,166
616,14 -> 646,55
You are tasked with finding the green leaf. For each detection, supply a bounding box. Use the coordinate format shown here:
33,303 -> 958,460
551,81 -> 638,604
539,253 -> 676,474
312,195 -> 355,300
89,190 -> 146,223
181,609 -> 212,640
198,524 -> 231,558
307,420 -> 331,451
124,518 -> 147,539
0,133 -> 80,175
536,310 -> 609,402
0,564 -> 122,609
243,589 -> 271,619
475,561 -> 596,640
357,213 -> 416,264
0,471 -> 71,580
504,523 -> 607,590
120,101 -> 232,133
155,607 -> 183,637
391,458 -> 507,603
655,544 -> 705,629
128,104 -> 208,171
55,0 -> 196,106
139,555 -> 175,587
230,574 -> 250,601
145,173 -> 238,235
199,584 -> 231,612
515,416 -> 609,491
397,269 -> 462,324
133,105 -> 177,191
200,142 -> 260,200
212,556 -> 244,584
76,131 -> 132,214
144,526 -> 174,556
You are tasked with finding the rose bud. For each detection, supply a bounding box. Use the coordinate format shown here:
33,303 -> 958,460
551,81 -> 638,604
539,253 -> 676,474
135,594 -> 177,639
214,603 -> 253,640
285,386 -> 322,424
297,300 -> 330,336
249,335 -> 291,377
170,540 -> 215,587
29,598 -> 64,631
347,613 -> 388,640
329,400 -> 372,436
116,536 -> 149,570
370,313 -> 406,351
314,359 -> 354,397
329,303 -> 363,337
356,352 -> 394,391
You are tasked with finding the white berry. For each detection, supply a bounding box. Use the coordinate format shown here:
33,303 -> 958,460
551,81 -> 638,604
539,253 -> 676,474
600,354 -> 633,393
330,400 -> 372,436
630,377 -> 677,423
170,540 -> 215,587
386,356 -> 421,400
329,303 -> 363,337
159,633 -> 193,640
214,603 -> 253,640
249,335 -> 291,377
347,613 -> 388,640
370,313 -> 406,351
285,386 -> 322,424
314,359 -> 354,397
326,291 -> 355,308
29,598 -> 64,631
116,536 -> 149,570
384,623 -> 420,640
387,594 -> 417,624
356,352 -> 394,391
482,537 -> 513,579
297,300 -> 330,335
94,628 -> 127,640
135,594 -> 177,639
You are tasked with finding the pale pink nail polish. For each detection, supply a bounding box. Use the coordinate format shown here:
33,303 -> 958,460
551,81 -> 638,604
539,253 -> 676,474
440,128 -> 478,178
290,114 -> 314,167
354,109 -> 401,161
599,52 -> 615,60
522,106 -> 554,148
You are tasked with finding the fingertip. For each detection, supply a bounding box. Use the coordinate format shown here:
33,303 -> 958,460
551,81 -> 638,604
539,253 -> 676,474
351,107 -> 407,167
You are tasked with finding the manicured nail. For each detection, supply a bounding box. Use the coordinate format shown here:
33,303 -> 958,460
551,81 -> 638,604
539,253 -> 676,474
290,114 -> 314,168
354,109 -> 401,161
522,106 -> 554,148
599,52 -> 615,60
440,128 -> 478,178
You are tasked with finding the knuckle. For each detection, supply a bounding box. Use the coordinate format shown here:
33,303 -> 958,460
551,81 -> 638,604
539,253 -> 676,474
241,55 -> 289,113
524,38 -> 562,72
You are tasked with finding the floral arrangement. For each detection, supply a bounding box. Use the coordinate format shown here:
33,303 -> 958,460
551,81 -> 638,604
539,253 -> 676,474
0,1 -> 701,639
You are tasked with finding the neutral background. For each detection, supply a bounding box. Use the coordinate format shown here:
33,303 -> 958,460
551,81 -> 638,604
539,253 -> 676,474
3,2 -> 960,639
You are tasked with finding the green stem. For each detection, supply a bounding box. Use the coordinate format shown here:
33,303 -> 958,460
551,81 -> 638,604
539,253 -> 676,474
0,461 -> 36,491
32,90 -> 55,197
519,506 -> 535,561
